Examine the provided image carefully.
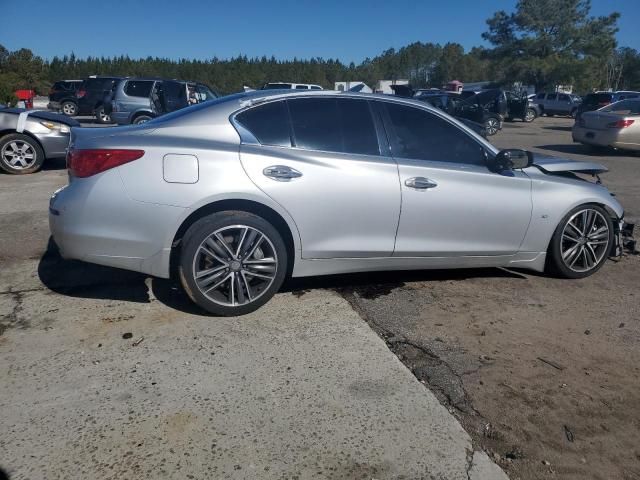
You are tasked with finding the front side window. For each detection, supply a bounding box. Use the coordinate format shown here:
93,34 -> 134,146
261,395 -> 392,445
295,85 -> 308,90
383,102 -> 486,166
235,101 -> 291,147
125,81 -> 154,98
558,94 -> 570,101
287,98 -> 379,155
546,94 -> 557,101
536,93 -> 546,99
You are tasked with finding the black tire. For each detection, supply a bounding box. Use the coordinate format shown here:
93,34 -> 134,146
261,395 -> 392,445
484,116 -> 500,136
546,204 -> 613,279
179,211 -> 288,316
570,108 -> 578,119
61,101 -> 78,116
95,105 -> 112,124
133,114 -> 153,125
0,133 -> 46,174
524,108 -> 537,122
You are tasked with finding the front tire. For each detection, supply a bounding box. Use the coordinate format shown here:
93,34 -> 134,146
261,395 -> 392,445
61,101 -> 77,116
524,108 -> 537,122
484,116 -> 500,136
0,133 -> 45,174
133,114 -> 153,125
179,211 -> 288,316
546,205 -> 613,279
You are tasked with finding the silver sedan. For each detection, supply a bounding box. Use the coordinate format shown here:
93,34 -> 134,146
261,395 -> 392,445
573,98 -> 640,152
50,91 -> 624,315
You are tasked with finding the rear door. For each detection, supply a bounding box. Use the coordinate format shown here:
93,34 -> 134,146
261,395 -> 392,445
557,93 -> 572,114
237,97 -> 401,258
161,80 -> 189,112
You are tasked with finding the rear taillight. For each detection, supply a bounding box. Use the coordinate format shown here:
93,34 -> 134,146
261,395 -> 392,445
76,89 -> 86,98
607,119 -> 635,129
67,149 -> 144,177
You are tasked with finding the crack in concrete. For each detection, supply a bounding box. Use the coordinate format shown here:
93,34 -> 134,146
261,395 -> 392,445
0,291 -> 26,336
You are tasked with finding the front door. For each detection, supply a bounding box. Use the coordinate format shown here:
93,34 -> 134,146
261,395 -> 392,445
237,97 -> 401,259
379,101 -> 532,257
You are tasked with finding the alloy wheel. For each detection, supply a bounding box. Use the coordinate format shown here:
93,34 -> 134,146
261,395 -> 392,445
486,118 -> 499,135
1,141 -> 37,169
561,208 -> 610,273
525,109 -> 535,122
99,110 -> 111,123
192,225 -> 278,307
62,103 -> 76,115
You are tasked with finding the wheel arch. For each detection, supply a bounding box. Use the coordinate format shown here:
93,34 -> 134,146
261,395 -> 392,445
169,198 -> 299,280
0,129 -> 46,156
131,110 -> 154,123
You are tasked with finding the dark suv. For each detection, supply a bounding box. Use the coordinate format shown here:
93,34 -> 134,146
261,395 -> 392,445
48,80 -> 83,116
75,76 -> 122,123
576,91 -> 640,119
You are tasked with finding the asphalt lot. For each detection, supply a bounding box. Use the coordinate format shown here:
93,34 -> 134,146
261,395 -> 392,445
1,114 -> 639,480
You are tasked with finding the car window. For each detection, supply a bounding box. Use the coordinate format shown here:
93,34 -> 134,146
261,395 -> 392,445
125,80 -> 154,98
546,94 -> 557,101
583,93 -> 612,106
310,86 -> 322,90
235,100 -> 292,147
600,100 -> 640,115
558,94 -> 570,101
295,85 -> 308,90
383,102 -> 486,166
195,84 -> 217,101
264,83 -> 292,90
536,93 -> 546,100
287,98 -> 379,155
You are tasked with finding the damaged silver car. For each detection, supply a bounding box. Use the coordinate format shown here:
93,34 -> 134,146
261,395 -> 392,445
50,91 -> 628,315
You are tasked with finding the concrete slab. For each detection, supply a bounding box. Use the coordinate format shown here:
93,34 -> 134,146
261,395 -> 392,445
0,285 -> 505,479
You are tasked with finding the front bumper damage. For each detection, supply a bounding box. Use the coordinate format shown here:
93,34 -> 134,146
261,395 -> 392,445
613,219 -> 637,257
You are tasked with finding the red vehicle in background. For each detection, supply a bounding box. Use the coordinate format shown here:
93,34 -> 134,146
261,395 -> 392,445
15,89 -> 36,109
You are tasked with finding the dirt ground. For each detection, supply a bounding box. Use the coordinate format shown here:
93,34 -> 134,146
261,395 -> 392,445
318,116 -> 640,480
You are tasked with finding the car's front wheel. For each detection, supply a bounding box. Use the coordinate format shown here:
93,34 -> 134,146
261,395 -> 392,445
95,105 -> 112,124
0,133 -> 45,174
524,108 -> 537,122
547,204 -> 613,279
484,116 -> 500,136
61,101 -> 77,116
179,211 -> 288,316
133,114 -> 153,125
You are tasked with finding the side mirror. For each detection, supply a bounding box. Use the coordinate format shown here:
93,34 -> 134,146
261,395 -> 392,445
489,149 -> 533,172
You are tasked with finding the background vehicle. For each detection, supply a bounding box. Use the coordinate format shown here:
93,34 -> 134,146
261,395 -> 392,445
75,76 -> 122,124
416,90 -> 504,135
48,80 -> 82,115
107,78 -> 217,125
0,109 -> 79,174
413,92 -> 489,136
50,91 -> 623,316
534,92 -> 582,117
262,82 -> 323,90
572,98 -> 640,152
576,91 -> 640,119
505,91 -> 541,122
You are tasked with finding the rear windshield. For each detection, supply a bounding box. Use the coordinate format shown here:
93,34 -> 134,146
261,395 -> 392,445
600,100 -> 640,115
583,93 -> 613,106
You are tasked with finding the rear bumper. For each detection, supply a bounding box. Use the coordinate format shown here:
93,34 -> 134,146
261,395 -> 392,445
572,126 -> 640,151
49,172 -> 186,278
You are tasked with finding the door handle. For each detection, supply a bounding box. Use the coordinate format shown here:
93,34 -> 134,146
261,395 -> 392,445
405,177 -> 438,189
263,165 -> 303,181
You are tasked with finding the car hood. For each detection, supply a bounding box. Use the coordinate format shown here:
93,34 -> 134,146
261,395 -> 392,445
531,154 -> 608,174
1,108 -> 81,127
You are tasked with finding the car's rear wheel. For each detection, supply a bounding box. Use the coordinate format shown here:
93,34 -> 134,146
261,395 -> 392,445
524,108 -> 537,122
179,211 -> 288,316
61,101 -> 77,116
133,114 -> 153,125
95,105 -> 112,124
0,134 -> 45,174
570,108 -> 578,119
547,204 -> 613,279
484,117 -> 500,136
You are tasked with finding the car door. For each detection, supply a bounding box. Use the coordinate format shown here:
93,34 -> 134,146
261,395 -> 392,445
237,97 -> 401,259
161,80 -> 189,112
379,101 -> 532,257
557,94 -> 572,114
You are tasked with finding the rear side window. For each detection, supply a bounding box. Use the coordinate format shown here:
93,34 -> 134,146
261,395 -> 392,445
310,86 -> 322,90
287,98 -> 379,155
546,94 -> 557,100
558,94 -> 570,101
125,81 -> 154,98
536,93 -> 545,99
601,100 -> 640,115
383,102 -> 485,165
264,83 -> 292,90
584,93 -> 613,106
235,101 -> 291,147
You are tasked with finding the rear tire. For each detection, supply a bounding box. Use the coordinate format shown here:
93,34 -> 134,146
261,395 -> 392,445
61,101 -> 77,116
179,211 -> 288,316
133,114 -> 153,125
0,133 -> 45,174
95,105 -> 112,124
484,116 -> 500,136
546,204 -> 613,279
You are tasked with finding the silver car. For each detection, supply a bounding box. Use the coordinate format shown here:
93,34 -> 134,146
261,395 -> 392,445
0,109 -> 79,174
49,91 -> 624,316
572,98 -> 640,152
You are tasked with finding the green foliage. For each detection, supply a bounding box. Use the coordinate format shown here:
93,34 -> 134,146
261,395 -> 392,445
482,0 -> 620,91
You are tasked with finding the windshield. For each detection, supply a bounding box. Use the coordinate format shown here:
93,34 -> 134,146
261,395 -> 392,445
600,99 -> 640,115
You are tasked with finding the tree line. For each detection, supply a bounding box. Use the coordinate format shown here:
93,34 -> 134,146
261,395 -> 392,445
1,0 -> 639,104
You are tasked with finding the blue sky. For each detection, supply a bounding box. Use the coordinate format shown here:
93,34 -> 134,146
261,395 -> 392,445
1,0 -> 638,64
